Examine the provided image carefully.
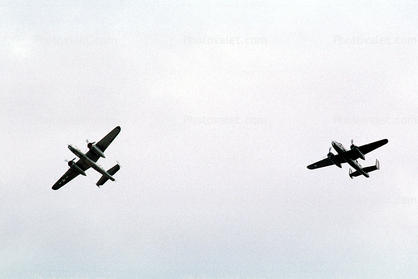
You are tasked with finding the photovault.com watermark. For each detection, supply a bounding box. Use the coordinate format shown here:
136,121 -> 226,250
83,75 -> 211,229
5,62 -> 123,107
183,115 -> 267,126
333,35 -> 416,45
183,35 -> 267,45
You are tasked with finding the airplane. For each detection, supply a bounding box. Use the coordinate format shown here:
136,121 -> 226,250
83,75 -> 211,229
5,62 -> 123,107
307,139 -> 388,178
52,126 -> 121,190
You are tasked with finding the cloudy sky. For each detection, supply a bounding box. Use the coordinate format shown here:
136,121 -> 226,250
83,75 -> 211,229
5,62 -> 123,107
1,1 -> 417,278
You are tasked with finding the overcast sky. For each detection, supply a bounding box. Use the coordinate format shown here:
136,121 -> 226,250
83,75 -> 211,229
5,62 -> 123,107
1,1 -> 417,278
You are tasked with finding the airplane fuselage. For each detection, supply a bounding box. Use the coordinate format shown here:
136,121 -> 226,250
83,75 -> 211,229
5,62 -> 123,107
331,141 -> 369,178
68,145 -> 115,181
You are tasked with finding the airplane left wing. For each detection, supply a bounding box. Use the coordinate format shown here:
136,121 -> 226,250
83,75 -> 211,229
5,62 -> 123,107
52,168 -> 80,190
307,155 -> 346,169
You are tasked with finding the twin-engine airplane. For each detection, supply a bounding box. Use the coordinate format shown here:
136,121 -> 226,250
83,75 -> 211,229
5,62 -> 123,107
52,126 -> 121,190
307,139 -> 388,178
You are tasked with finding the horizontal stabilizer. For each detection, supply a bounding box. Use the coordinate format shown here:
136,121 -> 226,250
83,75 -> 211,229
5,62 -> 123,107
349,160 -> 379,179
96,164 -> 120,186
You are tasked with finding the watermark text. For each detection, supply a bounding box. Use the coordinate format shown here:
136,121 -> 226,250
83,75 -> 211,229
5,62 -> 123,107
334,35 -> 416,45
33,35 -> 118,45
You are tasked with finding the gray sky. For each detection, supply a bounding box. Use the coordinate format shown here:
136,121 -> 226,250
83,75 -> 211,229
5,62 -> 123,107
1,1 -> 417,278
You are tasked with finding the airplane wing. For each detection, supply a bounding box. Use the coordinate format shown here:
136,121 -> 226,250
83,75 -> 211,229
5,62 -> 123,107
52,168 -> 80,190
52,158 -> 92,190
307,155 -> 346,169
346,139 -> 388,160
85,126 -> 121,163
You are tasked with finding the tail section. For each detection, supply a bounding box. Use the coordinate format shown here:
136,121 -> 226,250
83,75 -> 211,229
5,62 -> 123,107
96,164 -> 120,186
349,160 -> 379,179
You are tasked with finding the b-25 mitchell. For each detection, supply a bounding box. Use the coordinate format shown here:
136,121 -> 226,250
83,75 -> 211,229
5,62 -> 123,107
52,126 -> 121,190
307,139 -> 388,178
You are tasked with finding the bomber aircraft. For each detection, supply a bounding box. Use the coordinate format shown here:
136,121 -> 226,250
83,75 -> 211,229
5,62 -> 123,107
307,139 -> 388,178
52,126 -> 121,190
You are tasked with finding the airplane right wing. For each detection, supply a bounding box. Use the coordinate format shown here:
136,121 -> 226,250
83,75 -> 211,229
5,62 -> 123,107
346,139 -> 388,160
52,168 -> 80,190
85,126 -> 121,162
358,139 -> 388,155
95,126 -> 121,154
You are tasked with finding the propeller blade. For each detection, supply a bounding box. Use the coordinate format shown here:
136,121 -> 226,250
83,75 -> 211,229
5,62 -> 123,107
85,139 -> 96,152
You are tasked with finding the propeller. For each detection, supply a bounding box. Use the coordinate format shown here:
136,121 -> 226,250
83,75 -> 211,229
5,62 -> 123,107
327,147 -> 333,157
350,139 -> 357,149
86,139 -> 96,147
85,139 -> 97,152
65,158 -> 76,166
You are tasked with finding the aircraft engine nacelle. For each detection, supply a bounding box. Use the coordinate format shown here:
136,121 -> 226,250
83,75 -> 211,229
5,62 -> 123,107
350,145 -> 365,160
87,143 -> 106,158
328,153 -> 342,168
68,160 -> 86,176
